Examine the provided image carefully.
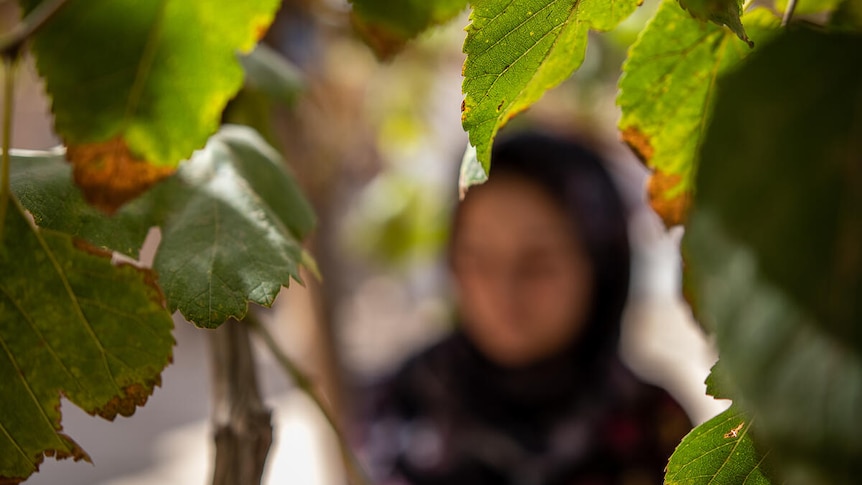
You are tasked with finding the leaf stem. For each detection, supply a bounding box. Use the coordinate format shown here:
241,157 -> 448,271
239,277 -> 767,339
781,0 -> 799,26
0,0 -> 70,57
0,55 -> 16,242
245,312 -> 372,485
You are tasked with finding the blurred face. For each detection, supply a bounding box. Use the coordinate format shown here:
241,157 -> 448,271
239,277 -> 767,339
451,176 -> 594,368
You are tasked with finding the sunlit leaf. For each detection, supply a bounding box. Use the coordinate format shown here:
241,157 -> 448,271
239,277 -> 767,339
617,0 -> 778,226
12,126 -> 316,328
665,406 -> 776,484
684,28 -> 862,482
462,0 -> 639,172
350,0 -> 468,59
775,0 -> 843,16
0,199 -> 173,482
21,0 -> 281,212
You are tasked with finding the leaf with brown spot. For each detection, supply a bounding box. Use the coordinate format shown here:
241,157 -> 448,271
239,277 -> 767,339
617,0 -> 779,226
21,0 -> 282,210
67,138 -> 174,213
11,126 -> 316,329
646,170 -> 690,227
0,197 -> 174,482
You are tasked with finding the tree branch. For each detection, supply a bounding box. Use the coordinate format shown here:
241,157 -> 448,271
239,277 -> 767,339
245,312 -> 372,485
208,319 -> 273,485
781,0 -> 799,27
0,0 -> 70,57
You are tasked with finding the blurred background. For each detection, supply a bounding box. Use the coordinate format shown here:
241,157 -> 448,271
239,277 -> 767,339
1,0 -> 728,483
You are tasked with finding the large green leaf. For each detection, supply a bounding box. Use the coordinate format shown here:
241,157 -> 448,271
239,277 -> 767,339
617,0 -> 778,226
12,125 -> 316,328
683,29 -> 862,483
461,0 -> 639,174
0,198 -> 174,482
21,0 -> 281,211
665,406 -> 776,485
350,0 -> 468,58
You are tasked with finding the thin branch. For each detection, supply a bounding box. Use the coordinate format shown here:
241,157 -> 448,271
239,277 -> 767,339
0,55 -> 17,241
245,312 -> 373,485
781,0 -> 799,27
0,0 -> 71,57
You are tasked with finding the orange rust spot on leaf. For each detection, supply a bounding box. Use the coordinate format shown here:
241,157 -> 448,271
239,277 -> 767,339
647,170 -> 690,227
66,138 -> 174,214
253,19 -> 270,43
93,379 -> 161,421
622,125 -> 654,165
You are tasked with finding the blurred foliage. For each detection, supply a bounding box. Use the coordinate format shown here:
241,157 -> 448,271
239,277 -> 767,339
684,28 -> 862,484
2,0 -> 861,482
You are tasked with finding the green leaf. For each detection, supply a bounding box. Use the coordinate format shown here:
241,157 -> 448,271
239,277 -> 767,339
350,0 -> 468,58
775,0 -> 842,16
0,198 -> 173,482
12,125 -> 316,328
830,0 -> 862,31
665,406 -> 776,485
21,0 -> 281,211
458,143 -> 487,197
683,29 -> 862,482
617,1 -> 778,226
462,0 -> 639,172
677,0 -> 751,46
9,148 -> 155,259
704,361 -> 734,400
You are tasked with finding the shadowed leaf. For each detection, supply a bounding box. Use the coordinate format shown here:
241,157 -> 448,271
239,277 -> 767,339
12,126 -> 316,329
0,199 -> 174,483
349,0 -> 468,59
684,29 -> 862,482
677,0 -> 751,46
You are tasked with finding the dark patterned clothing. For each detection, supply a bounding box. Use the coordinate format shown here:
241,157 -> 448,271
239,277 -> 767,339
357,332 -> 691,485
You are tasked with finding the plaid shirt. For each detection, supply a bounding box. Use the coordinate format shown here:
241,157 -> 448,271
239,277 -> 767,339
356,333 -> 692,485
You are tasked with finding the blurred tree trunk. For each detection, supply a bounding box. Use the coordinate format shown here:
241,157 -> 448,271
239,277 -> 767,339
208,320 -> 273,485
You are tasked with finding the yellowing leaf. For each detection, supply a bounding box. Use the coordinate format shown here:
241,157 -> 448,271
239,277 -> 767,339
0,199 -> 174,482
617,0 -> 779,226
22,0 -> 281,211
462,0 -> 640,172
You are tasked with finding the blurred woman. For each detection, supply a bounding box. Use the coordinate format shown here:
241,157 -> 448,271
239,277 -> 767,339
358,131 -> 691,485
